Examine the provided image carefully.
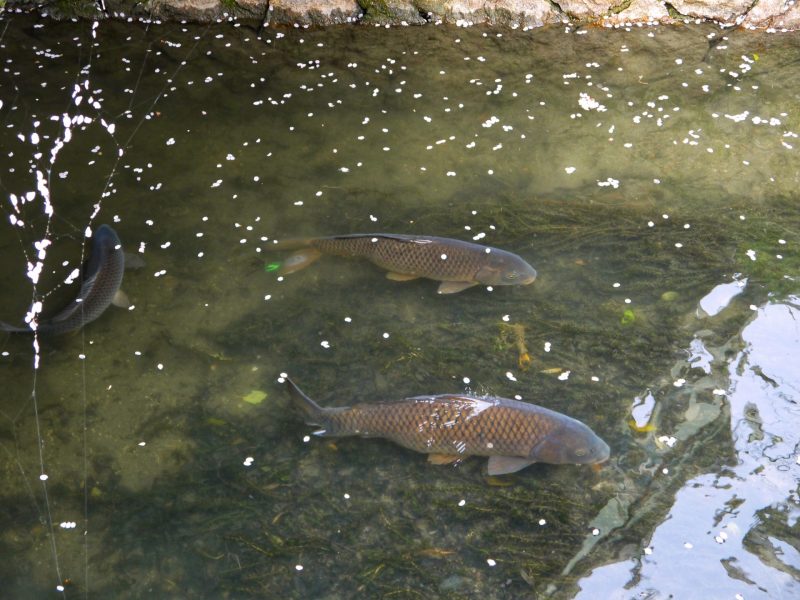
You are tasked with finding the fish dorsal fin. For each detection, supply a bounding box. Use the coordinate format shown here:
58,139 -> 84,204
332,233 -> 427,244
437,281 -> 479,294
385,272 -> 419,281
487,456 -> 535,476
428,453 -> 462,465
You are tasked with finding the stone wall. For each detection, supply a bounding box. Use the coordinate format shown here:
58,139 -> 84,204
4,0 -> 800,31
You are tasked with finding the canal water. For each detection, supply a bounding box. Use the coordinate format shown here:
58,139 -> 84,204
0,12 -> 798,598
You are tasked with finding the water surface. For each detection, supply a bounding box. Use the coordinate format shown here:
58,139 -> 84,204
0,14 -> 798,598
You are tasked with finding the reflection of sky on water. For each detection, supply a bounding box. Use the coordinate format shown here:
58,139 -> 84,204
577,299 -> 800,599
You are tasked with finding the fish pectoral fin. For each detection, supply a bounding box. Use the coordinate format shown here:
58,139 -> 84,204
437,281 -> 479,295
385,272 -> 420,282
124,252 -> 146,270
279,248 -> 322,275
111,289 -> 131,308
428,453 -> 462,465
487,456 -> 536,476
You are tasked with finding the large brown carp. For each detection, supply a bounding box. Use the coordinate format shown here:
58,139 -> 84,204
285,377 -> 610,475
0,224 -> 132,334
268,233 -> 537,294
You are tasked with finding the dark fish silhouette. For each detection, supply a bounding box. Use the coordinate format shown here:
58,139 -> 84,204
268,233 -> 537,294
0,225 -> 131,334
285,377 -> 609,475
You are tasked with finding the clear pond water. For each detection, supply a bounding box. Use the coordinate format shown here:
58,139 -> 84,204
0,13 -> 798,599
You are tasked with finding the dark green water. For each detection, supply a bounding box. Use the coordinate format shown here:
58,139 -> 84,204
0,13 -> 798,598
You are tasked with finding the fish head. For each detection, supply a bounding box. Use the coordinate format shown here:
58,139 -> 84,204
529,420 -> 610,465
474,250 -> 537,286
93,224 -> 122,253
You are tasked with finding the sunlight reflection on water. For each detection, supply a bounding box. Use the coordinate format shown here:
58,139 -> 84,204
0,12 -> 798,599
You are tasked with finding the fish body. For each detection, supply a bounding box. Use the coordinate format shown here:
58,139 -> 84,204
285,378 -> 609,475
270,234 -> 537,294
0,224 -> 129,334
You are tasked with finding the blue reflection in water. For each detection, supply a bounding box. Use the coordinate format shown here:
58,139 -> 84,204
576,299 -> 800,599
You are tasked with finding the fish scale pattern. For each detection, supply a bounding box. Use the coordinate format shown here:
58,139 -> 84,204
327,395 -> 560,458
0,225 -> 125,334
313,235 -> 485,281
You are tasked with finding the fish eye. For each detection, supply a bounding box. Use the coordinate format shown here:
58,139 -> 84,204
505,271 -> 519,280
575,448 -> 587,457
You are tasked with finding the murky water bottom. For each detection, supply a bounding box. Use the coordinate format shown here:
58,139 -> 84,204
0,13 -> 798,598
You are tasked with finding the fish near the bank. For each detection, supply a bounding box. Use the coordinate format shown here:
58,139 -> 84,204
0,224 -> 133,335
268,234 -> 537,294
284,377 -> 610,475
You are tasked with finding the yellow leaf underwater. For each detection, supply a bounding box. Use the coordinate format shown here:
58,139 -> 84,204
419,548 -> 455,559
627,418 -> 656,433
540,367 -> 563,375
243,390 -> 268,405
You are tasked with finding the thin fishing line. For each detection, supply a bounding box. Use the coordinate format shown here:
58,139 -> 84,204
1,15 -> 209,596
30,344 -> 67,596
68,18 -> 210,598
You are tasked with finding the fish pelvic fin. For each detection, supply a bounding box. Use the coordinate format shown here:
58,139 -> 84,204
437,281 -> 479,294
487,456 -> 536,476
279,248 -> 322,275
428,454 -> 462,466
112,289 -> 131,308
386,272 -> 420,282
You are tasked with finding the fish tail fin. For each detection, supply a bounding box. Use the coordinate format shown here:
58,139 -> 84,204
279,248 -> 322,275
265,238 -> 322,275
267,238 -> 315,251
285,377 -> 335,434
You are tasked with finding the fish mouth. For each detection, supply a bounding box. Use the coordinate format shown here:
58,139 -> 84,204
520,267 -> 537,285
592,441 -> 611,464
